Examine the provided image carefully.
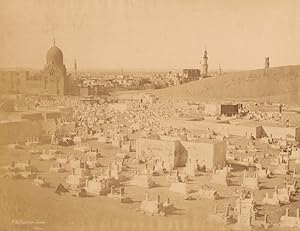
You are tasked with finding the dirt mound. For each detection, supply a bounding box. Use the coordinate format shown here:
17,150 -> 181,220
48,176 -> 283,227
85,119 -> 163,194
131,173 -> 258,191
154,65 -> 300,105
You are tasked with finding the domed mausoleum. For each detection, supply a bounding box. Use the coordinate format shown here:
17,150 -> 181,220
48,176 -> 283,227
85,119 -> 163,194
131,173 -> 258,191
42,40 -> 70,96
46,45 -> 64,65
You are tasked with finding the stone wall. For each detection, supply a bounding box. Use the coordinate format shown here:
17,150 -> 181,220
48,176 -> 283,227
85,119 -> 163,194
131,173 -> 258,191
262,125 -> 300,141
136,138 -> 178,169
136,138 -> 226,170
160,119 -> 262,138
0,119 -> 43,145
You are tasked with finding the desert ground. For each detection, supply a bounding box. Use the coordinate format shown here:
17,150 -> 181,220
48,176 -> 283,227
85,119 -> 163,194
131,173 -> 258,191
1,137 -> 299,231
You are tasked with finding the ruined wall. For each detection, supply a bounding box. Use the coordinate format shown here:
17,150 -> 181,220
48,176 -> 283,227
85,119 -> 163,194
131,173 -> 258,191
296,127 -> 300,142
160,119 -> 262,138
136,138 -> 177,169
281,112 -> 300,126
159,135 -> 181,141
21,111 -> 61,137
213,141 -> 227,168
227,124 -> 262,138
0,71 -> 43,95
220,104 -> 239,116
181,141 -> 215,169
0,119 -> 43,145
174,141 -> 188,167
262,125 -> 299,141
136,138 -> 226,170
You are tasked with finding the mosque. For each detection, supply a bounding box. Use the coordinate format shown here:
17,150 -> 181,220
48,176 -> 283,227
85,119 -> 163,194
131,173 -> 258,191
42,39 -> 71,95
0,40 -> 72,96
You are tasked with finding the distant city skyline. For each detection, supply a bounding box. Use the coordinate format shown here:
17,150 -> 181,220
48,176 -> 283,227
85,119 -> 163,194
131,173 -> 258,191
1,0 -> 300,71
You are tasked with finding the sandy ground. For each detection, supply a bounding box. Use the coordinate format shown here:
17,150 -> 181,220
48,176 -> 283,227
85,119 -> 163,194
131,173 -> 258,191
151,66 -> 300,105
0,139 -> 300,231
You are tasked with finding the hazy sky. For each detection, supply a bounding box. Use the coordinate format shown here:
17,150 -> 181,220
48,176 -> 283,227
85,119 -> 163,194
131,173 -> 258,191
1,0 -> 300,71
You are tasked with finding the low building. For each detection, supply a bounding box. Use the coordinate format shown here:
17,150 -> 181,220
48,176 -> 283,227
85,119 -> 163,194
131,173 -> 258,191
182,69 -> 201,81
160,119 -> 263,139
136,137 -> 226,170
118,93 -> 157,104
8,109 -> 63,143
204,103 -> 239,116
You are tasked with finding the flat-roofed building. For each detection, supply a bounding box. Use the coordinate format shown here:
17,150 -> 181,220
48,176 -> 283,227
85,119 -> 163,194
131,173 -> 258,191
204,103 -> 239,116
136,137 -> 226,170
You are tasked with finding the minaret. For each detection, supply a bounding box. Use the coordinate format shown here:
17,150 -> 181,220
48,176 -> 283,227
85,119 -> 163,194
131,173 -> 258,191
74,59 -> 78,74
219,64 -> 222,76
198,60 -> 201,79
202,49 -> 208,78
265,57 -> 270,69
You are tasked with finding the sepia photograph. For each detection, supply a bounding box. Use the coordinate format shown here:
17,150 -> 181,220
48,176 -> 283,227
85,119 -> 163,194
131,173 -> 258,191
1,0 -> 300,230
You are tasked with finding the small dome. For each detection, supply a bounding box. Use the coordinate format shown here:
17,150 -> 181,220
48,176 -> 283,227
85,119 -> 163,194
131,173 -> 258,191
46,45 -> 63,65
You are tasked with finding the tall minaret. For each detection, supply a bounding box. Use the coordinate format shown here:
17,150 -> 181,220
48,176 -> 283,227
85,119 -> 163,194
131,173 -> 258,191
202,49 -> 208,78
219,64 -> 222,76
265,57 -> 270,69
74,59 -> 78,74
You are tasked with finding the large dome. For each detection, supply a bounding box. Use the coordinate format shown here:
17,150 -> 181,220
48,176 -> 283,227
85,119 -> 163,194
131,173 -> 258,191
46,45 -> 63,65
